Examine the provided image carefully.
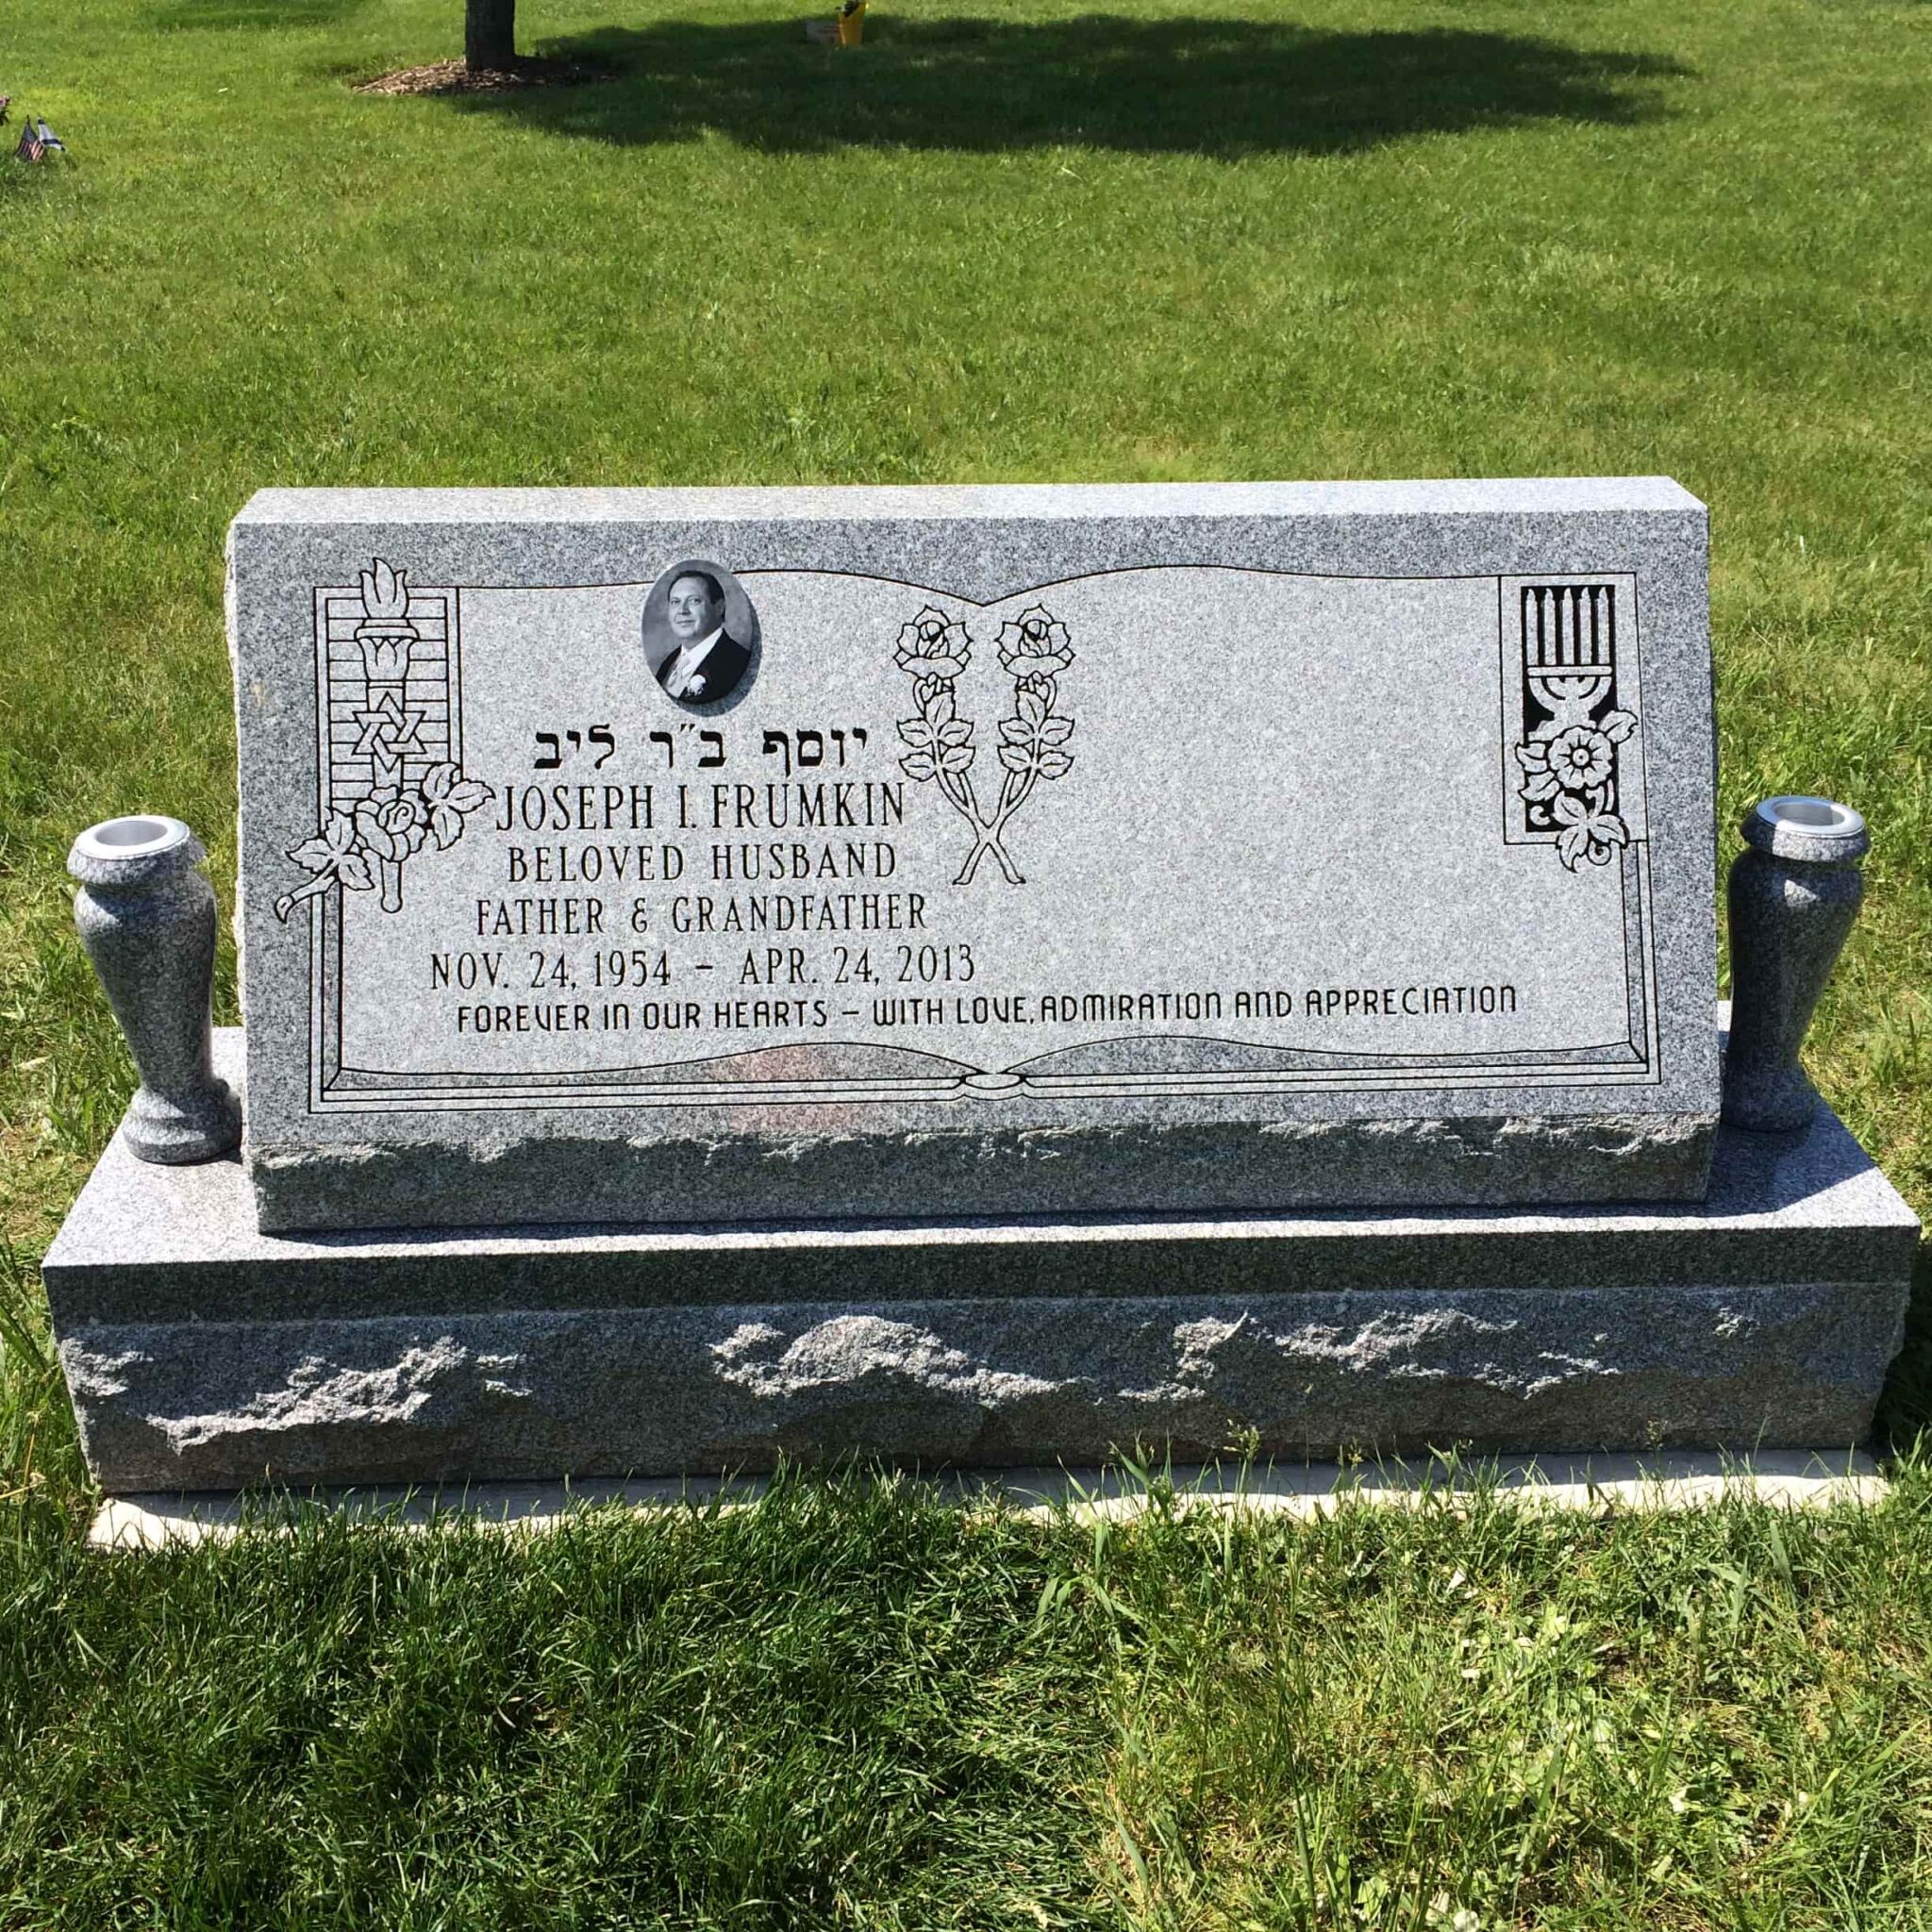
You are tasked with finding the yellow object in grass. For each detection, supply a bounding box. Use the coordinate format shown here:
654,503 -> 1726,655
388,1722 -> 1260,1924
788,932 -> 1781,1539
806,1 -> 862,44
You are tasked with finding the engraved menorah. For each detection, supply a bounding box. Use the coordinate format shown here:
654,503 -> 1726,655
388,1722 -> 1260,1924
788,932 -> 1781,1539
1521,583 -> 1615,731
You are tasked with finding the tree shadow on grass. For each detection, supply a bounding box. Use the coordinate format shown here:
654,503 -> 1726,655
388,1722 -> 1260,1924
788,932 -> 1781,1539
444,18 -> 1690,158
158,0 -> 370,28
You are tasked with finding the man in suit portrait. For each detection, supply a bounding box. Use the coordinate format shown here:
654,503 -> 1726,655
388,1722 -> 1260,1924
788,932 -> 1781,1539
656,570 -> 751,705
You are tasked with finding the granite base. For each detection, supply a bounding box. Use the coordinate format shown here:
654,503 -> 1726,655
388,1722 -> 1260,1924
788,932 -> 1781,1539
45,1032 -> 1920,1492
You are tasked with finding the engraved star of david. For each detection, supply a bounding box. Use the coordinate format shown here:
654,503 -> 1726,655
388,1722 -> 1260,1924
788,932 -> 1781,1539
352,691 -> 427,760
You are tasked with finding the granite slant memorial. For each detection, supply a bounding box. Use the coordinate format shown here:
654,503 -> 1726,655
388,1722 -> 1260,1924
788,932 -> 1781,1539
42,482 -> 1922,1491
234,481 -> 1719,1230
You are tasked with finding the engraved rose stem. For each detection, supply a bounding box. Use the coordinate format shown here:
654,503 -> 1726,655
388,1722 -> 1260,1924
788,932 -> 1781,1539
955,768 -> 1034,886
928,740 -> 1022,885
891,601 -> 1075,888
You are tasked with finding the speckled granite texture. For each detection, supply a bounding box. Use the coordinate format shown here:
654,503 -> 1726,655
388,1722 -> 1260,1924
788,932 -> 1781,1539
45,1035 -> 1915,1491
57,1285 -> 1909,1491
229,480 -> 1719,1231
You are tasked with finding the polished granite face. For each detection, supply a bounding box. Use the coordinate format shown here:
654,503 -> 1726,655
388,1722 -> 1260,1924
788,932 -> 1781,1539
227,480 -> 1719,1231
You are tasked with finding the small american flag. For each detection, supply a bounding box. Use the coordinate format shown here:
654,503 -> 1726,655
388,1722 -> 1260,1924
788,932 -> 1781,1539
17,117 -> 64,162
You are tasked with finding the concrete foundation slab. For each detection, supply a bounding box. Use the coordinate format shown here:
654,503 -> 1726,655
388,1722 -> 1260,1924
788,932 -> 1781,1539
90,1450 -> 1890,1550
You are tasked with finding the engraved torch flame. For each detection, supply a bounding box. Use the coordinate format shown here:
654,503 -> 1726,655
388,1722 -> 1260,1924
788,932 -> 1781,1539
355,558 -> 417,680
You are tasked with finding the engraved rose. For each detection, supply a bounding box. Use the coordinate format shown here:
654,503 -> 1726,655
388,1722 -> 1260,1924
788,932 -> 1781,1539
894,607 -> 972,680
995,606 -> 1074,677
278,760 -> 493,921
355,790 -> 429,863
897,678 -> 975,783
996,674 -> 1074,781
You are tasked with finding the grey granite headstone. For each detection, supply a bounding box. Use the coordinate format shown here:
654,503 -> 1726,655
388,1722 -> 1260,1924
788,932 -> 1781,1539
228,481 -> 1719,1232
44,481 -> 1920,1491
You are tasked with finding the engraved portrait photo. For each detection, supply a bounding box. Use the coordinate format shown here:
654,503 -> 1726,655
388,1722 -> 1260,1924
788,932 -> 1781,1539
641,559 -> 759,708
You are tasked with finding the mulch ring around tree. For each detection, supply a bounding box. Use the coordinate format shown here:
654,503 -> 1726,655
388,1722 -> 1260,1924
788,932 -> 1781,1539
354,58 -> 612,96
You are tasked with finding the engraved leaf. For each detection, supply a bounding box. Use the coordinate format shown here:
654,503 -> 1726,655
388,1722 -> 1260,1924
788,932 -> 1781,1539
1035,749 -> 1074,780
1599,708 -> 1638,744
1517,769 -> 1561,804
1037,715 -> 1074,745
446,779 -> 492,813
422,761 -> 458,802
939,745 -> 976,774
1513,741 -> 1552,773
337,853 -> 376,892
325,810 -> 357,854
1551,791 -> 1628,871
900,750 -> 939,781
998,718 -> 1034,747
290,832 -> 340,874
897,718 -> 938,751
936,720 -> 973,748
997,744 -> 1034,776
1018,688 -> 1048,726
430,803 -> 465,850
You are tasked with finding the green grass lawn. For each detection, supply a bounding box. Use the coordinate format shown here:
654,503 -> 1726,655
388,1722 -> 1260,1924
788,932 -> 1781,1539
2,0 -> 1930,1917
11,1467 -> 1932,1926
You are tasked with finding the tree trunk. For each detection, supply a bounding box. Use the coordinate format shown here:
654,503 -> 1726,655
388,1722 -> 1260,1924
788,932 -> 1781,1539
465,0 -> 516,70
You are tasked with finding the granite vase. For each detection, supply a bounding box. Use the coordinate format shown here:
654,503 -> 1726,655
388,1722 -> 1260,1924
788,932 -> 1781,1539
1723,796 -> 1868,1134
69,816 -> 242,1163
